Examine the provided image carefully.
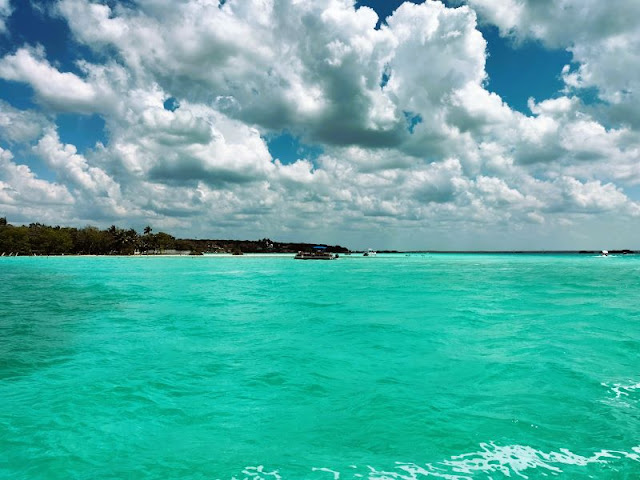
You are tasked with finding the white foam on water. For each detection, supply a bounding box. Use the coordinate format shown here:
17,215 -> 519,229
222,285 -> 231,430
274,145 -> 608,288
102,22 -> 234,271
312,467 -> 341,479
601,380 -> 640,408
441,443 -> 594,478
230,465 -> 282,480
231,443 -> 640,479
602,381 -> 640,399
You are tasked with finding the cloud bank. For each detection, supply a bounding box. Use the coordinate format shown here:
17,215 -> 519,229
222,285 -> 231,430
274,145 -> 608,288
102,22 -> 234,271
0,0 -> 639,249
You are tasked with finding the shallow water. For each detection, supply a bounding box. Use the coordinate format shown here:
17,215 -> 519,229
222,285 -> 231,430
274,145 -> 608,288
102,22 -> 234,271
1,254 -> 639,479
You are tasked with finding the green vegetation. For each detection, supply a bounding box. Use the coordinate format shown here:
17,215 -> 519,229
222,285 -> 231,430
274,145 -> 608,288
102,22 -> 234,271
0,217 -> 349,256
0,220 -> 175,256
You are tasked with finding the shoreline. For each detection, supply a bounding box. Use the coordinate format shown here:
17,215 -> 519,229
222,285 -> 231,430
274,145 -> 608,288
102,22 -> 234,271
1,250 -> 637,257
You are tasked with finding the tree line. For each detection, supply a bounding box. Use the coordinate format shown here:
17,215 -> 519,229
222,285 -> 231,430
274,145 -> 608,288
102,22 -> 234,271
0,217 -> 349,256
0,218 -> 181,256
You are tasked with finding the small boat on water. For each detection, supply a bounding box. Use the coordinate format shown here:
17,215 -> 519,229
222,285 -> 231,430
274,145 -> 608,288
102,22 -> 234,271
363,248 -> 377,257
294,246 -> 338,260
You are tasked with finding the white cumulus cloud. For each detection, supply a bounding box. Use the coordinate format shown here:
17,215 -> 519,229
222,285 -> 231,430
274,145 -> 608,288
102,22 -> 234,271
0,0 -> 638,249
0,146 -> 74,207
0,0 -> 11,34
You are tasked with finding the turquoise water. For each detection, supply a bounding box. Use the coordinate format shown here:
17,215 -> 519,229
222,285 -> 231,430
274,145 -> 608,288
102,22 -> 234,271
1,254 -> 639,479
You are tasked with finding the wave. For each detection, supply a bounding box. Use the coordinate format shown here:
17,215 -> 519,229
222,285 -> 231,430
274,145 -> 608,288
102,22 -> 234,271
602,381 -> 640,399
227,443 -> 640,479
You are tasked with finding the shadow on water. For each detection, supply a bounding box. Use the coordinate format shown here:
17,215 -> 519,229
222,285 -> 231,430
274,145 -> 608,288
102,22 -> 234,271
0,264 -> 119,380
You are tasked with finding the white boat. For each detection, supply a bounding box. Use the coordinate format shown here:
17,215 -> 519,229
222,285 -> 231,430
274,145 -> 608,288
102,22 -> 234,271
363,248 -> 377,257
601,250 -> 609,257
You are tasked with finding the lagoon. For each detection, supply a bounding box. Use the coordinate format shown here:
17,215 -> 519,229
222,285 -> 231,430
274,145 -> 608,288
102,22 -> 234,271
1,254 -> 639,478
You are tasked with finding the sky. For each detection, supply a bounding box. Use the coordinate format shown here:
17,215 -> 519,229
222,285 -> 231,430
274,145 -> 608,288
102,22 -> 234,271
1,0 -> 640,250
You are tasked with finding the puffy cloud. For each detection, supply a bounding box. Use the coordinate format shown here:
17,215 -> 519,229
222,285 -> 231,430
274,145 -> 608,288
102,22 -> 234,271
0,0 -> 638,248
0,101 -> 52,144
553,177 -> 636,214
0,146 -> 74,207
56,0 -> 487,151
101,99 -> 276,188
448,82 -> 515,135
0,45 -> 123,113
463,0 -> 640,127
407,158 -> 464,204
32,128 -> 127,218
464,0 -> 640,48
0,0 -> 10,34
0,46 -> 95,110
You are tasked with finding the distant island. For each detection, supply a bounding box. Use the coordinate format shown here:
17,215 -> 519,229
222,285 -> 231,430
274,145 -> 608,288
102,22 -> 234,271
0,217 -> 349,256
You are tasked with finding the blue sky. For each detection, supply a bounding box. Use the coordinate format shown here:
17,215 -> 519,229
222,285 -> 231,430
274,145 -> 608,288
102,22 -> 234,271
1,0 -> 639,250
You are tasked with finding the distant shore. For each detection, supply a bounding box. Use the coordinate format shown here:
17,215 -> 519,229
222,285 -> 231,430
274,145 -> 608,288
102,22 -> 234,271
1,217 -> 635,257
0,218 -> 348,256
1,250 -> 637,258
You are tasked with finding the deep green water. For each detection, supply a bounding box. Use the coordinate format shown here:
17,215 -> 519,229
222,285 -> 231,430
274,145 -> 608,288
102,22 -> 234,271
1,254 -> 639,479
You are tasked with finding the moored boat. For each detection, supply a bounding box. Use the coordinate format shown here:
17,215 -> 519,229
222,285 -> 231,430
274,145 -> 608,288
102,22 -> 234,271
294,246 -> 337,260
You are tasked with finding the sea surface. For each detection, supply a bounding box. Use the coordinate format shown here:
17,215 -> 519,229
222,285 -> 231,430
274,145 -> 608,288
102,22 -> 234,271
1,253 -> 639,479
